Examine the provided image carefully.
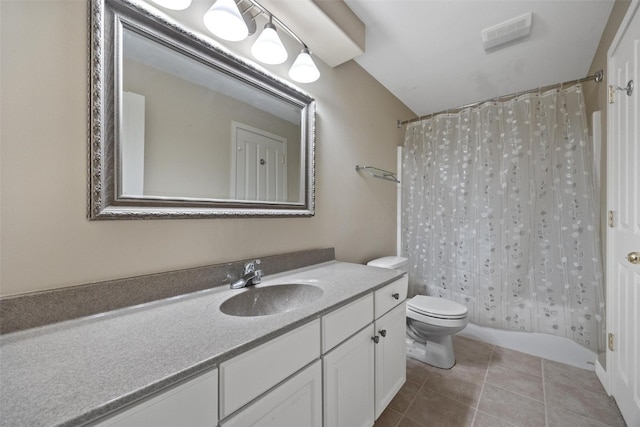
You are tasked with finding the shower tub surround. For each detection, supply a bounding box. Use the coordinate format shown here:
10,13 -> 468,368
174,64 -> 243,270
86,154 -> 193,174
401,85 -> 604,353
0,249 -> 405,426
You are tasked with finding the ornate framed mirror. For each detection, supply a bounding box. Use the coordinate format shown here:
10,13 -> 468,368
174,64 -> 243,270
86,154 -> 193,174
89,0 -> 315,219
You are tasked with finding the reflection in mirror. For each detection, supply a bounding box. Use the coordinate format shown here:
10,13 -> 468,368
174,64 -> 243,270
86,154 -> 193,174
121,28 -> 301,202
89,0 -> 315,219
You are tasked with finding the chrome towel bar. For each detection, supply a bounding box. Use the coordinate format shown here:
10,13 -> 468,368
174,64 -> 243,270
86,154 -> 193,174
356,165 -> 400,183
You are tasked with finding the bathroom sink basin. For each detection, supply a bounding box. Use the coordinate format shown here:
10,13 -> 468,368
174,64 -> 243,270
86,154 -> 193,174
220,283 -> 324,317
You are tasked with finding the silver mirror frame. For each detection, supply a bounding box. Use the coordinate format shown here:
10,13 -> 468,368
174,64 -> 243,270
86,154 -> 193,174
88,0 -> 316,219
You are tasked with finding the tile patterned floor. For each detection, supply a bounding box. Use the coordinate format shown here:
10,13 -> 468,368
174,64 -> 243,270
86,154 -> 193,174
375,336 -> 627,427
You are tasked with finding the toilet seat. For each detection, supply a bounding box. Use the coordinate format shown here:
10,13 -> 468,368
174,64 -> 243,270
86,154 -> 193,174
407,295 -> 468,320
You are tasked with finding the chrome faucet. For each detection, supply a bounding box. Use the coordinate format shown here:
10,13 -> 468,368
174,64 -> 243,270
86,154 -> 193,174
230,259 -> 263,289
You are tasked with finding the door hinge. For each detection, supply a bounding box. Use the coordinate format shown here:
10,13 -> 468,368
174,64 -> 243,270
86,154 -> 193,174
609,85 -> 616,104
608,333 -> 615,351
609,80 -> 635,104
608,210 -> 615,228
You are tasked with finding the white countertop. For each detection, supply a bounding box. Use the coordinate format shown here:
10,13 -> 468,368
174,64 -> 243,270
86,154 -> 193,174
0,261 -> 403,427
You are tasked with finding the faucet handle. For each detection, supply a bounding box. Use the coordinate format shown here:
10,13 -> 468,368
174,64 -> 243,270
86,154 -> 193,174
244,259 -> 261,274
253,269 -> 263,284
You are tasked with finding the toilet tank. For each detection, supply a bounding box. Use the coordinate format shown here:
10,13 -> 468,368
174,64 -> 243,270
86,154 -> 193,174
367,256 -> 408,273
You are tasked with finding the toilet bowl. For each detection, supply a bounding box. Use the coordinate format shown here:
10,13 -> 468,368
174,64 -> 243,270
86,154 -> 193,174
406,295 -> 468,369
366,256 -> 469,369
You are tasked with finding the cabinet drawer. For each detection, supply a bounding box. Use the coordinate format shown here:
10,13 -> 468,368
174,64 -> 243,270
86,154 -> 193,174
374,276 -> 408,319
322,294 -> 373,352
220,319 -> 320,418
93,369 -> 218,427
221,360 -> 322,427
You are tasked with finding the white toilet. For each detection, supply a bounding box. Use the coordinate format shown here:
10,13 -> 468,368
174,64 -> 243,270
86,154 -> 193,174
367,256 -> 469,369
405,295 -> 468,369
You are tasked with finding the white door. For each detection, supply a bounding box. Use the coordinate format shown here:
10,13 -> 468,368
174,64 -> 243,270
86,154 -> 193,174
232,122 -> 287,202
374,302 -> 406,419
607,2 -> 640,426
323,324 -> 375,427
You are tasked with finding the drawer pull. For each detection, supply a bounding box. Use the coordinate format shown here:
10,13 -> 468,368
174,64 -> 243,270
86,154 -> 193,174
372,335 -> 380,344
379,329 -> 387,337
392,292 -> 400,300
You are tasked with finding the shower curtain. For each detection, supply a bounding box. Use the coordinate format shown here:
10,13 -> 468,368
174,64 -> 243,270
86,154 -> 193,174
401,84 -> 604,352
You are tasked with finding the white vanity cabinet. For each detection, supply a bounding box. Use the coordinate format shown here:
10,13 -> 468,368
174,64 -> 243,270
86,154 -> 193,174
323,276 -> 408,427
92,277 -> 406,427
92,368 -> 218,427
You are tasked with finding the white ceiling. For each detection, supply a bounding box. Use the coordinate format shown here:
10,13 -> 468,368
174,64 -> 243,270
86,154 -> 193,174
342,0 -> 614,117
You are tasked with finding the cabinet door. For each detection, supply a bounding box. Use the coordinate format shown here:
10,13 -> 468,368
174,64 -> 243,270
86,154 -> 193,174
221,361 -> 322,427
374,302 -> 406,419
323,324 -> 375,427
93,369 -> 218,427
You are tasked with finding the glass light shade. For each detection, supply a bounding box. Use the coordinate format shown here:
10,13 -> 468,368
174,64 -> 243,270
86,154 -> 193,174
288,48 -> 320,83
251,23 -> 288,65
151,0 -> 192,10
203,0 -> 248,42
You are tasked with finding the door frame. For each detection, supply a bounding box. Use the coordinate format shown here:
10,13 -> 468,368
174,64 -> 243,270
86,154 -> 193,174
604,0 -> 640,416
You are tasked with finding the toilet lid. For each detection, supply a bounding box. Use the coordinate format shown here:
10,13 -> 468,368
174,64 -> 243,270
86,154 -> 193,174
407,295 -> 468,319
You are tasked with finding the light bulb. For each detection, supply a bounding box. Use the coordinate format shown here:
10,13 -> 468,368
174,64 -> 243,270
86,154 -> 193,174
203,0 -> 248,42
151,0 -> 192,10
289,48 -> 320,83
251,22 -> 288,65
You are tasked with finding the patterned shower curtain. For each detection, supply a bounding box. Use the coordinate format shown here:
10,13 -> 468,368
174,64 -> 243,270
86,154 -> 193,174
401,85 -> 604,352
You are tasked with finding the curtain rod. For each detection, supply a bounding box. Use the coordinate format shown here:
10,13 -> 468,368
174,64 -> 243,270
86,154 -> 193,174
397,70 -> 603,128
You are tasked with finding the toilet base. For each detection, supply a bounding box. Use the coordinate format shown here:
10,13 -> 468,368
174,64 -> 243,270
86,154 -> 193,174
406,335 -> 456,369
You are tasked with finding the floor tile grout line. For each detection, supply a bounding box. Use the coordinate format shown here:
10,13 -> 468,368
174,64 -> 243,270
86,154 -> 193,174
397,339 -> 622,427
485,382 -> 546,405
552,406 -> 620,427
475,409 -> 520,427
543,358 -> 624,427
396,363 -> 432,427
543,400 -> 621,427
422,380 -> 481,410
470,343 -> 495,426
484,349 -> 547,405
476,345 -> 548,427
490,347 -> 546,379
542,358 -> 548,427
543,376 -> 610,397
400,378 -> 429,426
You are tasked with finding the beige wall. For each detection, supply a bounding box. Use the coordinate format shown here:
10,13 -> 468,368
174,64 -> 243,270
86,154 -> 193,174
0,1 -> 413,296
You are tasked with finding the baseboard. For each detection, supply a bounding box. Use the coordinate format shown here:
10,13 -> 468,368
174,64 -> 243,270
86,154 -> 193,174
595,356 -> 611,395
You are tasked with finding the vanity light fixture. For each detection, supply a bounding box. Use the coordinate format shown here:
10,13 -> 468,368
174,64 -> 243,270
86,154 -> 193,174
251,15 -> 288,65
151,0 -> 192,10
289,47 -> 320,83
196,0 -> 320,83
203,0 -> 249,42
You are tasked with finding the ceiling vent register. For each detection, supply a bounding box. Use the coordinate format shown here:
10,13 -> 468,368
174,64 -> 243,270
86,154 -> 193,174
481,12 -> 532,52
